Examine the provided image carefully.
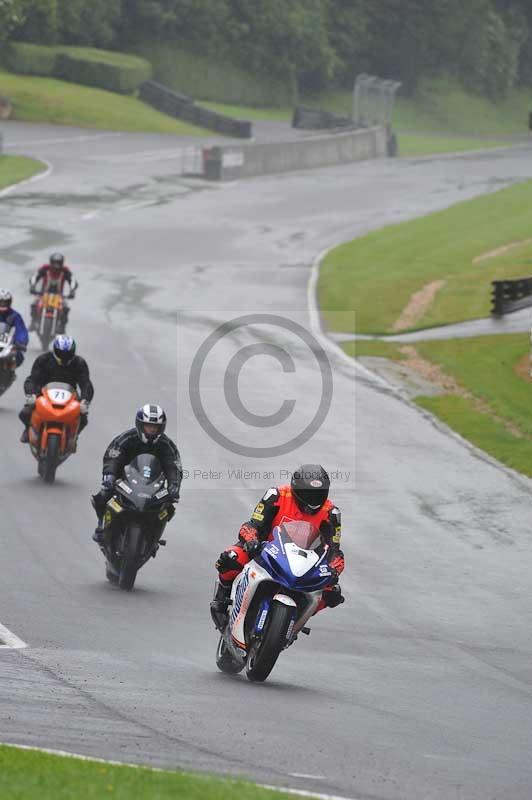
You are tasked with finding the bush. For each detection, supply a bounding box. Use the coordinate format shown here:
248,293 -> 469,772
2,42 -> 151,94
2,41 -> 57,76
53,49 -> 151,94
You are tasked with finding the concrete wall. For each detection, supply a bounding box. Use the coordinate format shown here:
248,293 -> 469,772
202,126 -> 388,180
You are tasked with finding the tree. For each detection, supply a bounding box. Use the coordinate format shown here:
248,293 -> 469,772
0,0 -> 26,42
56,0 -> 121,48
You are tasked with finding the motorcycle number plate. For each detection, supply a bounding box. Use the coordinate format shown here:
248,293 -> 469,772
48,388 -> 72,403
43,294 -> 62,309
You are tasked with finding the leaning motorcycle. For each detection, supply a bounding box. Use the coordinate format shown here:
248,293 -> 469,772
215,520 -> 336,682
95,454 -> 176,592
27,381 -> 81,483
33,291 -> 69,350
0,322 -> 17,397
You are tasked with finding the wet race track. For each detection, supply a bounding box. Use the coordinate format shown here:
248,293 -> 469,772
1,123 -> 532,799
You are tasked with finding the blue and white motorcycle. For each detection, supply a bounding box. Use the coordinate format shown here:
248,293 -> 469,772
215,520 -> 336,682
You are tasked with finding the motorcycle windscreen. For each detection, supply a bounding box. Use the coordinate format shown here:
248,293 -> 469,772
43,381 -> 76,404
279,520 -> 321,551
124,453 -> 164,486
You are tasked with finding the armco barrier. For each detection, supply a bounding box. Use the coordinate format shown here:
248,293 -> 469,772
139,81 -> 252,139
491,278 -> 532,316
201,125 -> 388,181
292,106 -> 356,130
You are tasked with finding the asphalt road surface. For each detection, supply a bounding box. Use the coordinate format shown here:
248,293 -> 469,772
1,123 -> 532,800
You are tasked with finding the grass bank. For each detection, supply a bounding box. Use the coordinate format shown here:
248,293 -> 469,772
343,334 -> 532,476
0,70 -> 209,134
0,155 -> 45,190
0,744 -> 312,800
319,180 -> 532,335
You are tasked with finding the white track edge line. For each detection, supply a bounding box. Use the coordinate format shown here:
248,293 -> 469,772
0,622 -> 27,649
0,744 -> 360,800
0,158 -> 53,198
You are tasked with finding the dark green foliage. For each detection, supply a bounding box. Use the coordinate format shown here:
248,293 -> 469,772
2,41 -> 57,74
6,0 -> 532,101
53,51 -> 151,94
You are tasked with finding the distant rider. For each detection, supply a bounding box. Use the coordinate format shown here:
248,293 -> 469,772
29,253 -> 78,331
92,404 -> 183,543
19,335 -> 93,442
210,464 -> 345,630
0,289 -> 29,367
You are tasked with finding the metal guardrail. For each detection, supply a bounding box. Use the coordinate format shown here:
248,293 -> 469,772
491,278 -> 532,315
139,81 -> 252,139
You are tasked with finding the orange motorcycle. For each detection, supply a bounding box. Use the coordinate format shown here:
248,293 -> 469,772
34,292 -> 66,350
28,381 -> 81,483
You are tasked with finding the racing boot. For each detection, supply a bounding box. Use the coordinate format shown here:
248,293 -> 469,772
92,516 -> 106,544
210,579 -> 232,631
20,427 -> 29,443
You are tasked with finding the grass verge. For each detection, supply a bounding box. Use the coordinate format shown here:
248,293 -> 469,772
397,134 -> 509,157
0,155 -> 45,190
319,180 -> 532,335
0,70 -> 210,134
344,333 -> 532,476
0,744 -> 312,800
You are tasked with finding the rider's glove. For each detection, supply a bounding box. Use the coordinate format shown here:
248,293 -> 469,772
215,550 -> 240,573
79,399 -> 90,415
167,483 -> 180,503
328,567 -> 340,586
25,393 -> 37,407
322,585 -> 344,608
243,538 -> 262,559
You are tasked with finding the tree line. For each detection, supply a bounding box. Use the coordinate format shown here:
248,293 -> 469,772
2,0 -> 532,99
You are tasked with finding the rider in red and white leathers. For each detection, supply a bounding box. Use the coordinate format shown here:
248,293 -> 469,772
210,464 -> 345,630
29,253 -> 78,331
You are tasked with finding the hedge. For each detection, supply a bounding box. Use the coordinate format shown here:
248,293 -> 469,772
3,42 -> 152,95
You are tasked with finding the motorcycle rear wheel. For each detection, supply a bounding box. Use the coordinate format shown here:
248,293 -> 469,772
246,601 -> 294,682
42,433 -> 60,484
118,523 -> 142,591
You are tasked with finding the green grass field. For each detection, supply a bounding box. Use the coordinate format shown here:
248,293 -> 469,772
0,70 -> 209,134
0,745 -> 309,800
319,180 -> 532,335
0,155 -> 46,190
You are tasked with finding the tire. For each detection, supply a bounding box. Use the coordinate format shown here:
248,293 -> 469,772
216,636 -> 244,675
246,601 -> 294,682
40,316 -> 54,351
118,523 -> 142,591
42,433 -> 60,484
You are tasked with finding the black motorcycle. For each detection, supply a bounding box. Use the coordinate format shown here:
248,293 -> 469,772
95,454 -> 177,591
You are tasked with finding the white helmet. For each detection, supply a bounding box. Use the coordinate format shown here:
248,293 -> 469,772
135,404 -> 167,444
0,289 -> 13,310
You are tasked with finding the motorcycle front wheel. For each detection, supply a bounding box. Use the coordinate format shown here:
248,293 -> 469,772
118,522 -> 142,591
246,600 -> 294,682
42,432 -> 60,484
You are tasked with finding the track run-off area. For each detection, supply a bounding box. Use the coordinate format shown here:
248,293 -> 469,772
1,122 -> 532,800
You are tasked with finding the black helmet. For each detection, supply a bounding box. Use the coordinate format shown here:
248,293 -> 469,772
49,253 -> 65,276
291,464 -> 330,515
135,404 -> 167,444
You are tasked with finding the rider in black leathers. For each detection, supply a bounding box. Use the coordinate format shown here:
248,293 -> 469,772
92,404 -> 183,543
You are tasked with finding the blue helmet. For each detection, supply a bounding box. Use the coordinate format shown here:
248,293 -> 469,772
53,334 -> 76,366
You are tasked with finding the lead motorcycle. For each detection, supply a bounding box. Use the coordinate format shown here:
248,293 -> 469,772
215,520 -> 336,682
94,454 -> 177,591
0,322 -> 17,397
